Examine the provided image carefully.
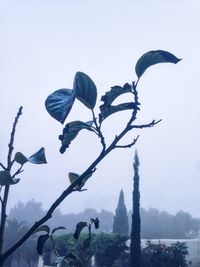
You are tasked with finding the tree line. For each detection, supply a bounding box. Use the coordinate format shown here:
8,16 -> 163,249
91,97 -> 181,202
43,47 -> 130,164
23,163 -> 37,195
8,199 -> 200,239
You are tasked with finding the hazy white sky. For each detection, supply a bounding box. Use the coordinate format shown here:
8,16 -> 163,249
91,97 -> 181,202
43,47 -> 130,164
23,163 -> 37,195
1,0 -> 200,217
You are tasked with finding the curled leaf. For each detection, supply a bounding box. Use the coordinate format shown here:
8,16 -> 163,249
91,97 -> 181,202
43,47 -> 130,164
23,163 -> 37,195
100,83 -> 132,108
37,234 -> 49,255
34,225 -> 50,234
28,148 -> 47,164
90,217 -> 99,229
45,88 -> 76,124
135,50 -> 181,78
0,171 -> 20,186
74,221 -> 88,239
59,121 -> 93,153
74,72 -> 97,109
99,102 -> 139,122
14,152 -> 28,165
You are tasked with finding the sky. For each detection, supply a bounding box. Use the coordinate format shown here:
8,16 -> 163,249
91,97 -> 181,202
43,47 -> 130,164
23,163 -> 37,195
1,0 -> 200,218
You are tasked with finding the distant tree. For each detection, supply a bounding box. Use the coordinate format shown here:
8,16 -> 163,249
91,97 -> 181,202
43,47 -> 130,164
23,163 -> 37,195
91,233 -> 128,267
9,200 -> 45,226
4,219 -> 37,267
130,150 -> 141,267
113,190 -> 129,235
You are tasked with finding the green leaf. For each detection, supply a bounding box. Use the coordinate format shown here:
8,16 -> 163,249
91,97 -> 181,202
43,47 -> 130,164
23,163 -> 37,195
68,172 -> 93,190
28,148 -> 47,164
14,152 -> 28,165
59,121 -> 93,153
34,225 -> 50,234
45,88 -> 76,124
99,102 -> 139,122
90,217 -> 99,229
100,83 -> 132,107
37,234 -> 49,255
74,221 -> 88,240
0,171 -> 20,186
74,72 -> 97,109
135,50 -> 181,78
68,172 -> 80,184
52,226 -> 66,234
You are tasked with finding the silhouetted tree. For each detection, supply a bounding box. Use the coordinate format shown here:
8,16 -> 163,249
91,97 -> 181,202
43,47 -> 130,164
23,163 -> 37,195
130,150 -> 141,267
113,190 -> 129,235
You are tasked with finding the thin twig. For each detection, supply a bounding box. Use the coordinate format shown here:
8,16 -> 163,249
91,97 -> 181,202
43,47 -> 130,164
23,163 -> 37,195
92,109 -> 106,151
115,135 -> 140,149
130,119 -> 162,130
7,106 -> 23,170
0,163 -> 6,170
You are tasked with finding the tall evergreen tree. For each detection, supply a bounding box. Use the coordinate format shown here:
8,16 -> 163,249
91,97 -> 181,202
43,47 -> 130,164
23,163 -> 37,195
130,150 -> 141,267
113,190 -> 129,235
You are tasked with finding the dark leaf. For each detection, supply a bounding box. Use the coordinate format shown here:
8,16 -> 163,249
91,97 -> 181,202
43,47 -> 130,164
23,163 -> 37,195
68,172 -> 93,191
74,72 -> 97,109
100,83 -> 132,109
52,226 -> 66,234
135,50 -> 182,78
34,225 -> 50,234
99,102 -> 139,122
90,217 -> 99,229
14,152 -> 28,165
74,222 -> 88,239
37,234 -> 49,255
68,172 -> 79,184
0,171 -> 20,186
59,121 -> 93,153
28,147 -> 47,164
45,88 -> 76,124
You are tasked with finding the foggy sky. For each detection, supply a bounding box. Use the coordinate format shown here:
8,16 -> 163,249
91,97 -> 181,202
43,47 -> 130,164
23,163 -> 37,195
1,0 -> 200,217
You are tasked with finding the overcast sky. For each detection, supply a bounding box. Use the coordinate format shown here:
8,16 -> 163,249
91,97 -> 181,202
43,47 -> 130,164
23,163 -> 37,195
1,0 -> 200,218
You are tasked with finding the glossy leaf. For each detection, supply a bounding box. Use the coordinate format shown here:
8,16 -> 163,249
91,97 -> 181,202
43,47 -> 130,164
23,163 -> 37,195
135,50 -> 181,78
0,171 -> 20,186
34,225 -> 50,234
99,102 -> 139,122
45,88 -> 76,124
74,221 -> 88,239
59,121 -> 93,153
74,72 -> 97,109
28,148 -> 47,164
52,226 -> 66,234
100,83 -> 132,108
14,152 -> 28,165
37,234 -> 49,255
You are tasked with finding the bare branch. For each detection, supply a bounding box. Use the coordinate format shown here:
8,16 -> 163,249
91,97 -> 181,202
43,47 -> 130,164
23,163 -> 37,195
115,135 -> 140,149
7,106 -> 23,170
92,110 -> 106,151
130,119 -> 162,130
0,163 -> 6,171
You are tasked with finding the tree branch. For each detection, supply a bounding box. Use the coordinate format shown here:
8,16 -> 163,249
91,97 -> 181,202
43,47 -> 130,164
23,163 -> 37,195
0,163 -> 6,171
115,135 -> 140,149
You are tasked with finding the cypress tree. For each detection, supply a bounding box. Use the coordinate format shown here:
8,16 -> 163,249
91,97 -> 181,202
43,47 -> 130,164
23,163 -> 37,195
113,190 -> 129,235
130,150 -> 141,267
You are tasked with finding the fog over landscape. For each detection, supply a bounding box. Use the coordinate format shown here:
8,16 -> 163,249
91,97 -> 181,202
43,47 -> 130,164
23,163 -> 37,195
1,0 -> 200,217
